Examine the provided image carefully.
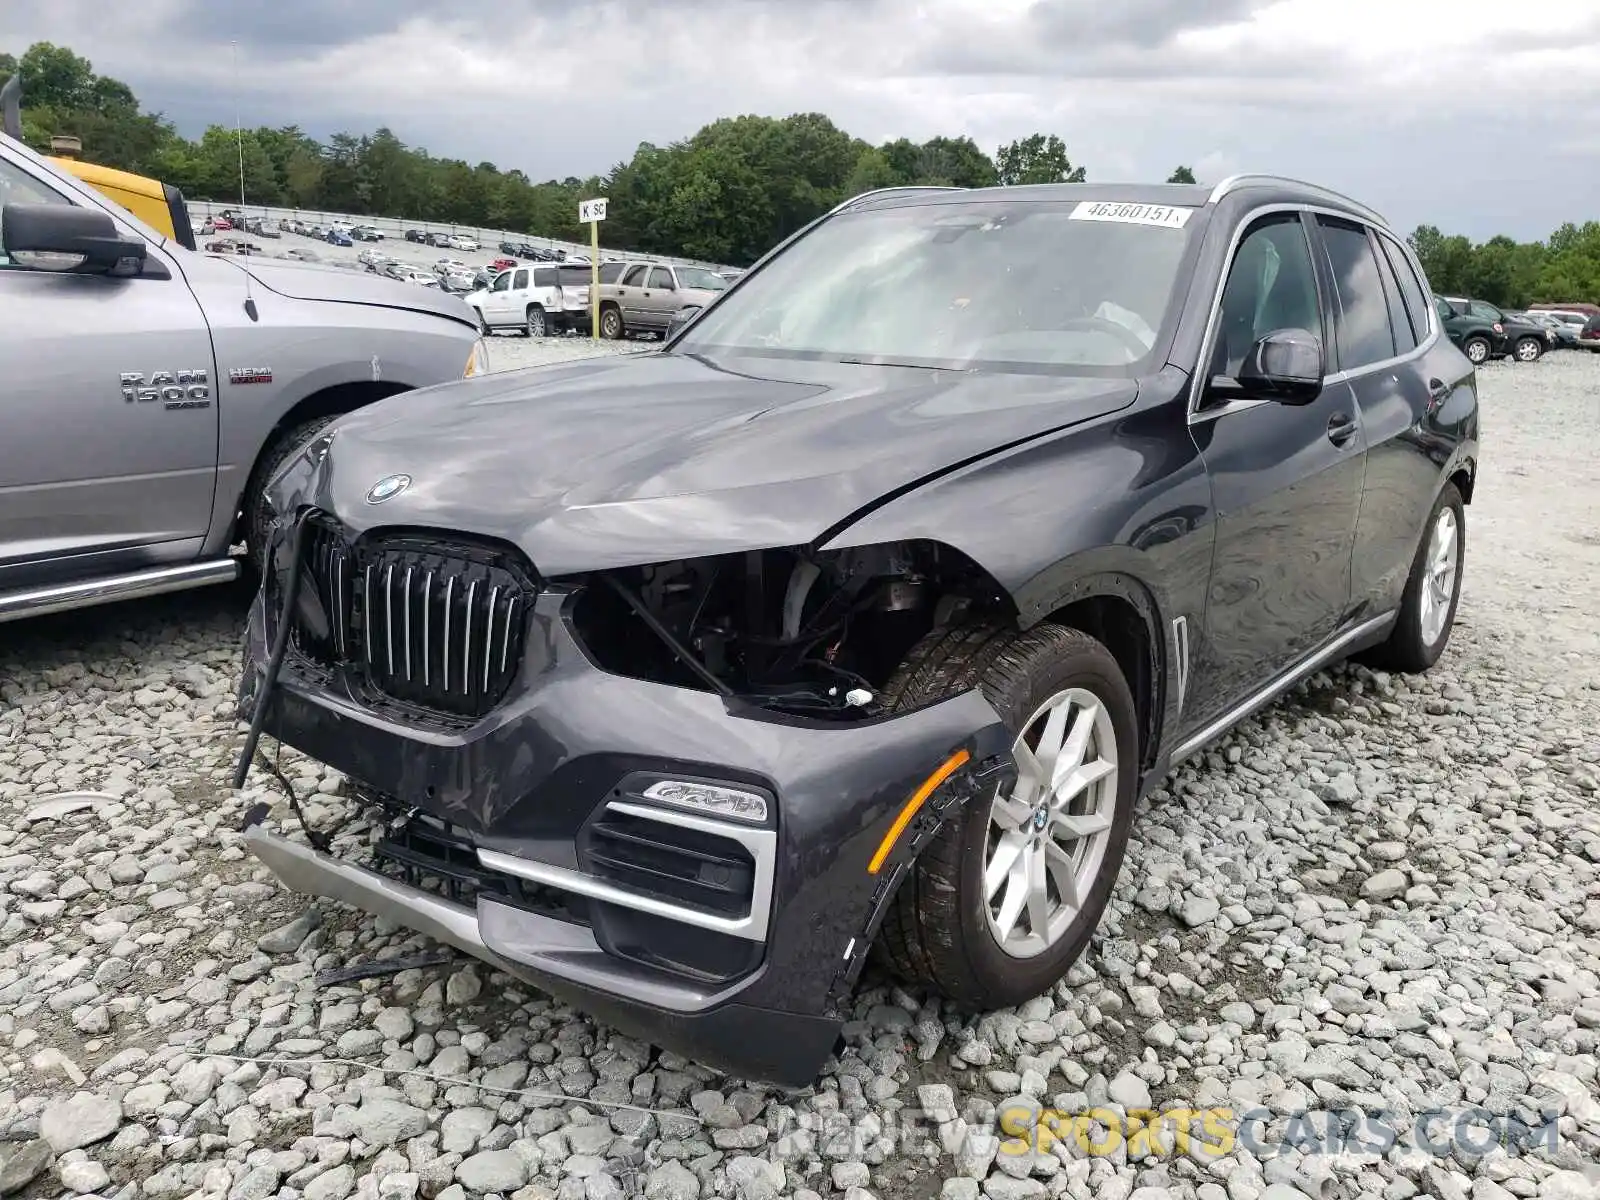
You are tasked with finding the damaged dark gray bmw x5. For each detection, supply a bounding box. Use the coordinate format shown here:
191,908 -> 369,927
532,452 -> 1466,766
236,176 -> 1479,1086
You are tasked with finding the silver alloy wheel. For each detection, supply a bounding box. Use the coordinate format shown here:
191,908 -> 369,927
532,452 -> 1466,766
1466,338 -> 1489,364
602,308 -> 622,339
984,687 -> 1118,959
527,308 -> 545,337
1515,338 -> 1540,362
1418,506 -> 1460,647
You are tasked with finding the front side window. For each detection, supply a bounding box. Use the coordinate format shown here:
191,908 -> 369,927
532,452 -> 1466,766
1318,217 -> 1395,370
676,198 -> 1198,373
491,273 -> 511,293
1210,213 -> 1322,379
675,266 -> 727,291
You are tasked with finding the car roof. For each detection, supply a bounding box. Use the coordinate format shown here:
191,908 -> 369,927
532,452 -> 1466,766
837,175 -> 1388,229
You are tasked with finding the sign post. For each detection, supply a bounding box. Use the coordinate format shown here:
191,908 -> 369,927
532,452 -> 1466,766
578,197 -> 608,339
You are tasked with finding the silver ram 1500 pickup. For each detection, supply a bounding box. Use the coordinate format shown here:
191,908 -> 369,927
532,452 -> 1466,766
0,130 -> 486,623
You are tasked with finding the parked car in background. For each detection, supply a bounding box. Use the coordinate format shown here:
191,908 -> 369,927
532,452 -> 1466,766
1448,299 -> 1550,362
1579,314 -> 1600,352
327,229 -> 354,247
237,176 -> 1478,1087
405,229 -> 428,243
283,247 -> 320,262
352,225 -> 384,241
383,261 -> 413,281
1433,296 -> 1506,365
1512,311 -> 1575,349
466,262 -> 592,336
491,257 -> 517,272
596,261 -> 728,340
449,233 -> 480,251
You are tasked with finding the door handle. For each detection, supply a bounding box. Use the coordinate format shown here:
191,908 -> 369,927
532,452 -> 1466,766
1326,412 -> 1358,447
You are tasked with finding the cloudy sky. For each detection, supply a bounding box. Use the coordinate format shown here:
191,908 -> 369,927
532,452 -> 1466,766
4,0 -> 1597,240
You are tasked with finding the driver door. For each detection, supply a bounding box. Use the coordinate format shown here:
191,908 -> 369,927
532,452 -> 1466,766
484,269 -> 514,323
1184,210 -> 1367,723
0,149 -> 218,590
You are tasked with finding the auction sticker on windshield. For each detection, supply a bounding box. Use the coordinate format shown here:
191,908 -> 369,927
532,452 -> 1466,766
1069,201 -> 1194,229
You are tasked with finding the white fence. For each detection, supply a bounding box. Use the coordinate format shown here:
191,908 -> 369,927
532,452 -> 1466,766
188,200 -> 732,272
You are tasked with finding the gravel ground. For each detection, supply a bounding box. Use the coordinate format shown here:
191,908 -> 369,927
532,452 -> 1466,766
1,351 -> 1598,1200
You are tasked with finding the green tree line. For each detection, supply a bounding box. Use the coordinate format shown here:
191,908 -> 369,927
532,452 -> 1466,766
4,41 -> 1597,296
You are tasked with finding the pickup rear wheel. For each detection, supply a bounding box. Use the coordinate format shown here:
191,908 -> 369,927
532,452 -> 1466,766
875,622 -> 1138,1007
241,415 -> 338,580
600,304 -> 624,340
525,306 -> 547,338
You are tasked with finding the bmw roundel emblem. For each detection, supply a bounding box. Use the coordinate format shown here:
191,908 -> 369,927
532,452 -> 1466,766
366,473 -> 412,504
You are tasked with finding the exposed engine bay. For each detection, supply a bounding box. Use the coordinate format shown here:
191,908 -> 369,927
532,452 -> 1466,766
566,540 -> 1004,718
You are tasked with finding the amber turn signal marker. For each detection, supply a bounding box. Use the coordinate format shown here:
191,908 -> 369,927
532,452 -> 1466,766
867,748 -> 972,875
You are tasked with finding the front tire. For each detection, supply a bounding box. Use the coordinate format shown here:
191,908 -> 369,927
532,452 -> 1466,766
1463,336 -> 1491,365
1513,336 -> 1543,363
241,415 -> 338,581
876,623 -> 1139,1007
1360,482 -> 1465,673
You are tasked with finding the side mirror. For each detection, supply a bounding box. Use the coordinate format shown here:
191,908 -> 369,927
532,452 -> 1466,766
3,203 -> 148,275
1235,328 -> 1323,404
667,305 -> 702,339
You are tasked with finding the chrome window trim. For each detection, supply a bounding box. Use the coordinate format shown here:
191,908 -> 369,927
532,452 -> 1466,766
478,798 -> 777,943
1206,174 -> 1386,226
1187,203 -> 1439,427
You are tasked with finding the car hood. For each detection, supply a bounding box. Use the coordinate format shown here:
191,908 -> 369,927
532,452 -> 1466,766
217,255 -> 478,328
292,351 -> 1139,575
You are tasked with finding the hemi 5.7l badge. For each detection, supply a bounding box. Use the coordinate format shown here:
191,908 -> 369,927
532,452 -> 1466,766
121,369 -> 211,410
229,367 -> 273,385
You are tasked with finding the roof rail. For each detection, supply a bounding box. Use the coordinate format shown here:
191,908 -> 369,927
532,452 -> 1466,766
1207,174 -> 1386,226
827,185 -> 964,216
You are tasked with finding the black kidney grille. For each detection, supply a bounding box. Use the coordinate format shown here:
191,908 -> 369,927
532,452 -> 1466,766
290,516 -> 536,721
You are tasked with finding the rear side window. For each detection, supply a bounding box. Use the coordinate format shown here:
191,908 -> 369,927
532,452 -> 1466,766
513,269 -> 528,289
1469,300 -> 1503,322
533,267 -> 557,288
1376,233 -> 1432,344
648,267 -> 675,289
1369,232 -> 1417,353
599,262 -> 624,283
622,265 -> 646,286
1317,217 -> 1395,370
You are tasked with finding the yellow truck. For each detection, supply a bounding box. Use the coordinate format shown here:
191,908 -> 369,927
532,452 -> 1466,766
0,74 -> 197,250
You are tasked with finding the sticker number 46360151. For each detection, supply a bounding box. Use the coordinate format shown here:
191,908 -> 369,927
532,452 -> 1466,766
1069,201 -> 1194,229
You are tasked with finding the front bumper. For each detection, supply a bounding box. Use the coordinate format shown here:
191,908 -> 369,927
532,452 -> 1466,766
238,578 -> 1013,1086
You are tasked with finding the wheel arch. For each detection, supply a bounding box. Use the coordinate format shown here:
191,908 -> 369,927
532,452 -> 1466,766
229,380 -> 411,537
1030,566 -> 1170,777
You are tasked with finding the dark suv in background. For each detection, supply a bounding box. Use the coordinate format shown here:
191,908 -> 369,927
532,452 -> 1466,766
238,176 -> 1479,1086
1439,295 -> 1551,363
